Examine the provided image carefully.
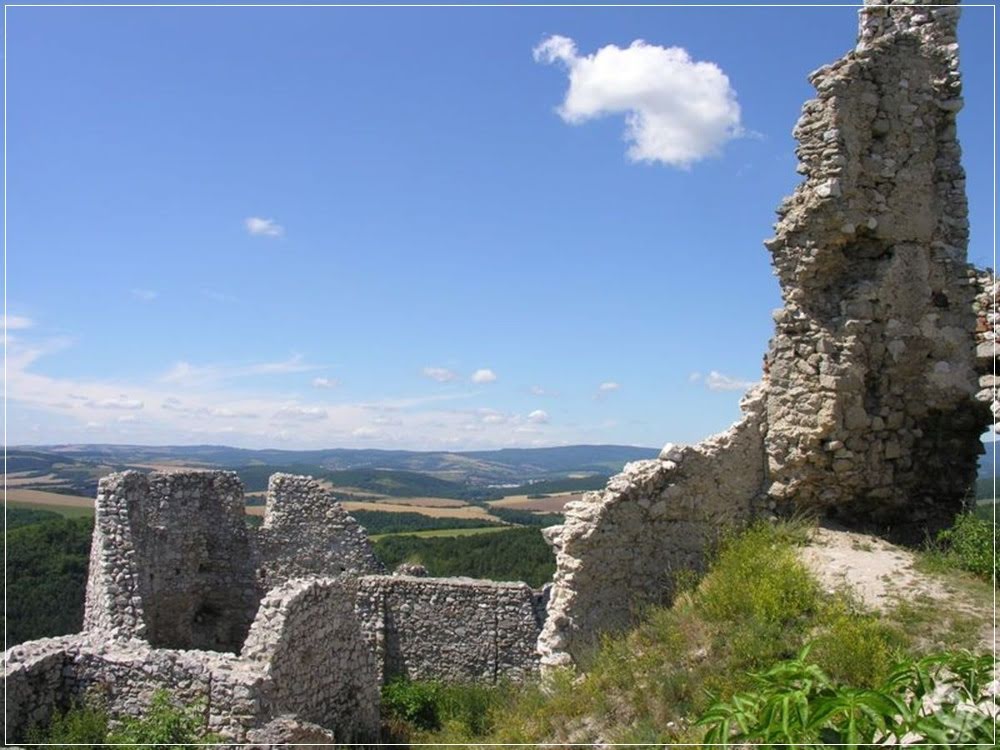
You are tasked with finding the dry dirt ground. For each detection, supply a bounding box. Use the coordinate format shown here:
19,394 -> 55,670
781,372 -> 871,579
800,524 -> 995,653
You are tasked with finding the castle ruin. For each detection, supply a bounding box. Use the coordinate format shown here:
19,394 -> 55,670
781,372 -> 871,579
4,0 -> 994,742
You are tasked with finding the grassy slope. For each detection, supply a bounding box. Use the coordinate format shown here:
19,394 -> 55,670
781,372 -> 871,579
400,520 -> 993,746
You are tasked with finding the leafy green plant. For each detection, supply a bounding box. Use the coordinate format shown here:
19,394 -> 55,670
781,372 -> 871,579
696,648 -> 996,748
26,698 -> 109,749
382,679 -> 444,730
27,689 -> 218,749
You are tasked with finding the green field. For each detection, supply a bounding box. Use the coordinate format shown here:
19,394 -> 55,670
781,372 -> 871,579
370,525 -> 511,541
7,500 -> 95,519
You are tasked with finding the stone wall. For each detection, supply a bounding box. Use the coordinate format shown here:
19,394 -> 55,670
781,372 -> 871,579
241,577 -> 381,740
537,0 -> 991,669
356,575 -> 543,683
538,391 -> 767,668
255,473 -> 385,588
761,0 -> 987,537
974,271 -> 997,424
83,471 -> 259,652
5,582 -> 382,744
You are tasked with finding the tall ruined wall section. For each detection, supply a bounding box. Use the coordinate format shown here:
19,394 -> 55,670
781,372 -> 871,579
254,473 -> 385,588
538,0 -> 990,669
762,0 -> 987,537
83,471 -> 259,651
355,574 -> 543,683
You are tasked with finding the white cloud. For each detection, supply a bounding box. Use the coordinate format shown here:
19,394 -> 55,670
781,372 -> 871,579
245,216 -> 284,237
423,366 -> 458,383
688,371 -> 702,383
2,315 -> 33,330
88,395 -> 144,410
312,377 -> 339,389
704,370 -> 756,392
533,35 -> 742,167
161,355 -> 319,385
273,405 -> 327,422
529,385 -> 547,396
479,409 -> 507,425
471,368 -> 498,384
528,409 -> 550,424
131,288 -> 158,302
352,426 -> 382,439
599,381 -> 621,392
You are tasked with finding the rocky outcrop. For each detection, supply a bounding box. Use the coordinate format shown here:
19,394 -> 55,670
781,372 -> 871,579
538,0 -> 991,670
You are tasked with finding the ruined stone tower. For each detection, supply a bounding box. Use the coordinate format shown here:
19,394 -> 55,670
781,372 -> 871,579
538,0 -> 992,669
761,0 -> 986,536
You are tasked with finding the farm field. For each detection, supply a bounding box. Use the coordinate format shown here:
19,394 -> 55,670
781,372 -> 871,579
8,499 -> 95,519
6,488 -> 95,509
6,472 -> 67,486
489,492 -> 584,512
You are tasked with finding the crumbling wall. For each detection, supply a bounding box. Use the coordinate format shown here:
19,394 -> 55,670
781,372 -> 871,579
83,471 -> 260,652
241,577 -> 381,743
761,0 -> 987,537
538,0 -> 991,669
255,473 -> 385,588
5,581 -> 382,744
974,271 -> 997,424
537,392 -> 766,668
356,575 -> 543,683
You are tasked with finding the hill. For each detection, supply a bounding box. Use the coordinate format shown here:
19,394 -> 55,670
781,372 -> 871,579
10,443 -> 658,487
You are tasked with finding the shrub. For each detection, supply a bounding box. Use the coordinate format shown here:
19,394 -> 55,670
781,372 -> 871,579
697,522 -> 819,628
810,600 -> 907,688
28,689 -> 217,749
381,678 -> 506,737
382,679 -> 443,730
936,512 -> 996,582
27,699 -> 109,748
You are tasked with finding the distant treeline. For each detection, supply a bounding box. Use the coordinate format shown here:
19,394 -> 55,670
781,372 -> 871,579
373,528 -> 555,588
349,510 -> 501,536
508,475 -> 608,495
234,465 -> 489,500
5,515 -> 93,646
488,507 -> 563,527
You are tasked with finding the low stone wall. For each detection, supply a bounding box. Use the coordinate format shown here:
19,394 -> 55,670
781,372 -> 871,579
5,580 -> 382,744
356,575 -> 543,683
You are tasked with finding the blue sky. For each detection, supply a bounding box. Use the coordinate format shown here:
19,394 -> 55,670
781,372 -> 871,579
4,3 -> 995,451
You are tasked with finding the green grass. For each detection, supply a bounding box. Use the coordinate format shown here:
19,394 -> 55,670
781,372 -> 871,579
917,511 -> 997,584
394,518 -> 988,746
370,525 -> 511,541
7,500 -> 95,519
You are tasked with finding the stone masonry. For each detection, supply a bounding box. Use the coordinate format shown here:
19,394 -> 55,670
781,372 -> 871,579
4,0 -> 994,736
4,471 -> 543,743
538,0 -> 992,670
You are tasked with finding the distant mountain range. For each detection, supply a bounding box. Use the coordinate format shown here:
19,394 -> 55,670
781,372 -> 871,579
9,443 -> 661,490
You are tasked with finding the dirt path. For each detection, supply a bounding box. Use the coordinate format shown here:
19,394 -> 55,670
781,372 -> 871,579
800,524 -> 995,653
